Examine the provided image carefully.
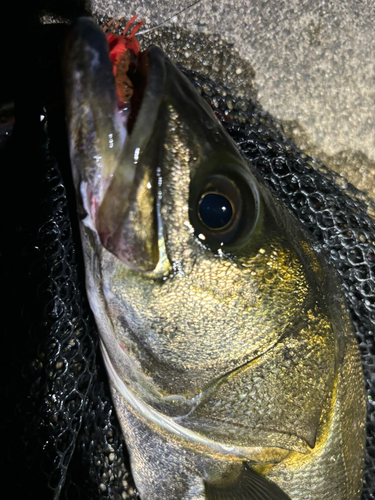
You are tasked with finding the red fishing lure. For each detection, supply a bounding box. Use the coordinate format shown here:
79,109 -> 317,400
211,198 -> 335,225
104,15 -> 145,106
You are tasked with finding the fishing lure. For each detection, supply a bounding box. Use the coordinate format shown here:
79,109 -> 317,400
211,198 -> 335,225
104,15 -> 145,106
102,0 -> 202,108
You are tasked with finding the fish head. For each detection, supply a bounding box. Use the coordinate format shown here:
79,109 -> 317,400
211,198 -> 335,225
64,17 -> 365,500
65,17 -> 321,401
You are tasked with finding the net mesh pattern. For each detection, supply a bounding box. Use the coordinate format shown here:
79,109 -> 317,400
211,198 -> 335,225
28,159 -> 99,495
16,147 -> 138,500
9,64 -> 374,499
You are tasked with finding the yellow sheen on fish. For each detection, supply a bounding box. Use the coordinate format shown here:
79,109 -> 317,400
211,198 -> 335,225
64,18 -> 366,500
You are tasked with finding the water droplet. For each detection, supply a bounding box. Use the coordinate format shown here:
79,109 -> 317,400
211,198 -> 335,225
134,147 -> 140,164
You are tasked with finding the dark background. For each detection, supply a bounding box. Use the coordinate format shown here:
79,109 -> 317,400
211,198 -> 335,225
1,2 -> 88,499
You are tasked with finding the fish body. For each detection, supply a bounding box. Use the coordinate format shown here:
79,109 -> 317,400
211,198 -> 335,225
64,17 -> 366,500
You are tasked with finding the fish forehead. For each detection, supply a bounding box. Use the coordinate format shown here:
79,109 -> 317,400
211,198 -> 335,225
109,104 -> 307,306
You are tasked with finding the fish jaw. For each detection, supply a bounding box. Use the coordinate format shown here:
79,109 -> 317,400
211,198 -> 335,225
64,18 -> 366,500
64,17 -> 164,272
64,18 -> 125,222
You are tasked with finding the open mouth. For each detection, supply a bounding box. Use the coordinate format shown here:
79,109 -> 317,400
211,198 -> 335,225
64,17 -> 168,272
95,40 -> 168,272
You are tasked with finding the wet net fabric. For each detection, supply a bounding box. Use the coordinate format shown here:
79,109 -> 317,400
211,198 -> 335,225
22,151 -> 139,500
8,67 -> 374,499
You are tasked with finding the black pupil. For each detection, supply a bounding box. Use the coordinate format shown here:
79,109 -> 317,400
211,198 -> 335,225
199,193 -> 233,229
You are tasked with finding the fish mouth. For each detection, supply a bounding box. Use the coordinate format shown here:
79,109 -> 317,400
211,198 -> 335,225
64,17 -> 169,273
95,41 -> 168,273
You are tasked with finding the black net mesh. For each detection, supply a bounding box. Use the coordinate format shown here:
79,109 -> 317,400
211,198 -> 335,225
2,22 -> 374,500
27,159 -> 98,495
20,151 -> 139,500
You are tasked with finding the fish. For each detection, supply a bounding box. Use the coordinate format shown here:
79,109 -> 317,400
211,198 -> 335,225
63,16 -> 368,500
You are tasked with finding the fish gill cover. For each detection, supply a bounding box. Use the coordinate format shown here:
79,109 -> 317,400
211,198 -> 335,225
1,3 -> 374,500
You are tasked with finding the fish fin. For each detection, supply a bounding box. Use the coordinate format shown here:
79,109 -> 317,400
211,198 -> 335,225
204,462 -> 291,500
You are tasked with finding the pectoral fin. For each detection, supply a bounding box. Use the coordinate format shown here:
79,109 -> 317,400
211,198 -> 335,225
205,462 -> 291,500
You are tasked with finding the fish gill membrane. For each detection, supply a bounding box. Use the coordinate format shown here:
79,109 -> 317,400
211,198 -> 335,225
64,17 -> 367,500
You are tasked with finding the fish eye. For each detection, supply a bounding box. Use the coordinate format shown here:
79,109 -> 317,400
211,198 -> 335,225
190,171 -> 259,249
198,193 -> 233,230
